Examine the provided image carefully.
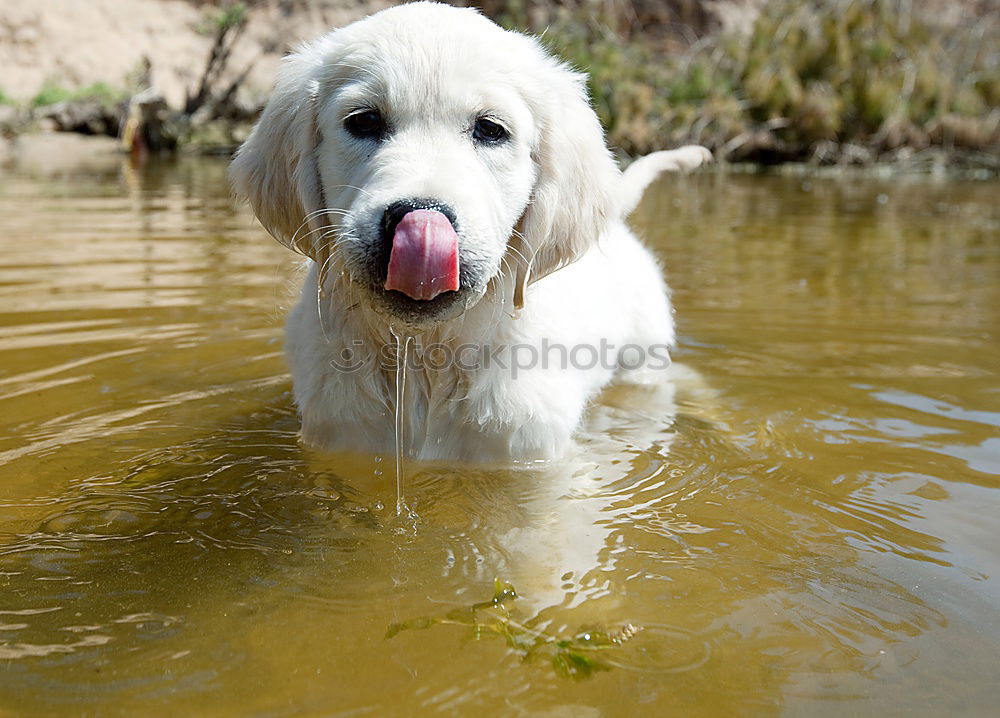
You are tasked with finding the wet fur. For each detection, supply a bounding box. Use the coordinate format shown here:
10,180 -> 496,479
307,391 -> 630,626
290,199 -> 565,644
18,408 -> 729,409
230,2 -> 710,462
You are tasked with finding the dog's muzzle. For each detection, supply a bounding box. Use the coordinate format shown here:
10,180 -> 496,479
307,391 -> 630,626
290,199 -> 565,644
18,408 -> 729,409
381,201 -> 460,301
355,198 -> 481,326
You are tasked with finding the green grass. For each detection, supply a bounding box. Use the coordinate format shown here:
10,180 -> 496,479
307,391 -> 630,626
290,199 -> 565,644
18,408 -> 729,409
195,1 -> 247,36
31,81 -> 126,109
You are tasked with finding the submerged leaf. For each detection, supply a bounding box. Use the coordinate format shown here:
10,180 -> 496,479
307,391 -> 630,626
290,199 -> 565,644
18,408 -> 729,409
552,649 -> 613,680
384,615 -> 438,639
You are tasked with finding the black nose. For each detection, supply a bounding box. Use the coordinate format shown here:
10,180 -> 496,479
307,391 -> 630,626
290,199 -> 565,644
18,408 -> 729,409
381,198 -> 459,242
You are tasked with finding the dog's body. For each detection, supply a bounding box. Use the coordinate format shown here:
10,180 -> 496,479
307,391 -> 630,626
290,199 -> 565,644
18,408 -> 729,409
231,2 -> 709,463
284,214 -> 673,462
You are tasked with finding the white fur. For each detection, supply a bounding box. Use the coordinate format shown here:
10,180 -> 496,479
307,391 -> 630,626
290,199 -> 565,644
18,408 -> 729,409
230,2 -> 709,463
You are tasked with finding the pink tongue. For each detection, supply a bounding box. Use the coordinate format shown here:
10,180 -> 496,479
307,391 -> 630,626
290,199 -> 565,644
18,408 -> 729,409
384,209 -> 460,301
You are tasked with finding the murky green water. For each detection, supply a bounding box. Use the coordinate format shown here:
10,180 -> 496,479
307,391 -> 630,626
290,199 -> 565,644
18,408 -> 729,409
1,138 -> 998,716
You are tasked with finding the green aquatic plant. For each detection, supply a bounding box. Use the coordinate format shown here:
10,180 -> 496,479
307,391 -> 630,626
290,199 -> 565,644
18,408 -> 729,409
386,578 -> 642,679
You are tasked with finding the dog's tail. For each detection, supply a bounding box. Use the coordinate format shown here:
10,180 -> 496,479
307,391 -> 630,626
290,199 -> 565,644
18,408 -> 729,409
619,145 -> 712,216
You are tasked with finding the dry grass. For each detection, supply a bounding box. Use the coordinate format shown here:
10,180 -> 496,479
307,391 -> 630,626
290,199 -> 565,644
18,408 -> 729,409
479,0 -> 1000,168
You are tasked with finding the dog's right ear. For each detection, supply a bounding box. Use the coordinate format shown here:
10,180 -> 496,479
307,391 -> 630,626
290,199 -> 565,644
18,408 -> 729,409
229,51 -> 326,257
511,55 -> 621,309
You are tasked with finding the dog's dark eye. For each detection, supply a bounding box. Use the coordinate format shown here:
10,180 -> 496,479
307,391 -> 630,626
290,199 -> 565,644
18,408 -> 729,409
473,117 -> 509,144
345,110 -> 385,140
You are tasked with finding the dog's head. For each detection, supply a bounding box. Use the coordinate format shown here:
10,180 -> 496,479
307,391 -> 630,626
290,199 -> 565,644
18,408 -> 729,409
230,1 -> 620,328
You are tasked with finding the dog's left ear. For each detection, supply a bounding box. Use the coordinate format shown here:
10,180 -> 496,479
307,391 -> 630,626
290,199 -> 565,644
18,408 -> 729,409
228,51 -> 325,259
513,61 -> 621,308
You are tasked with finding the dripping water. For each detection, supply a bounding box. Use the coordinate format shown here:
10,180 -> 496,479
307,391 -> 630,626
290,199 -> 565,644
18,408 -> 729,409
391,328 -> 414,516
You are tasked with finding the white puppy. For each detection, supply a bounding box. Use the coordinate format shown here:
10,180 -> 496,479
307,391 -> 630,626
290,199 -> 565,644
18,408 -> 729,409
230,2 -> 709,463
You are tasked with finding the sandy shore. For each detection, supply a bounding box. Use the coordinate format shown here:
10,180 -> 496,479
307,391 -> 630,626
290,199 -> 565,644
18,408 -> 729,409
0,0 -> 388,109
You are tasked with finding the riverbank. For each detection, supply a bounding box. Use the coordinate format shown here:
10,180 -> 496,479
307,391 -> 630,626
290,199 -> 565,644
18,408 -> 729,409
1,0 -> 997,171
498,0 -> 999,171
